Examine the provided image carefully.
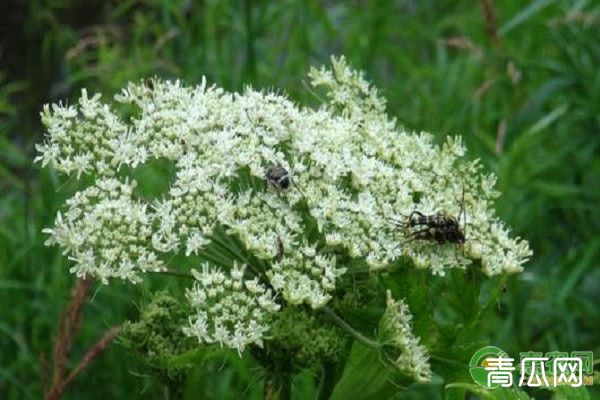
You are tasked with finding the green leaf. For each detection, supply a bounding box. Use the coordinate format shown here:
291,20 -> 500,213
500,0 -> 555,36
161,346 -> 229,369
556,240 -> 600,304
445,383 -> 531,400
331,342 -> 401,400
548,385 -> 591,400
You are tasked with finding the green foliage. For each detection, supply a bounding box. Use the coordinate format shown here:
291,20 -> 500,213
330,342 -> 404,400
267,306 -> 348,370
1,0 -> 599,399
121,291 -> 196,391
445,383 -> 531,400
121,290 -> 265,398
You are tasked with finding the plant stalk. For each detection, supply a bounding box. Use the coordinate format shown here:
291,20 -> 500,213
322,306 -> 382,350
263,371 -> 291,400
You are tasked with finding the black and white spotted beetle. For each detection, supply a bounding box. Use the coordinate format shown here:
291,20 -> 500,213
401,210 -> 466,245
392,185 -> 467,246
265,164 -> 292,191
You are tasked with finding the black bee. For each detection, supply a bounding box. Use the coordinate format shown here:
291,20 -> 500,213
265,164 -> 291,191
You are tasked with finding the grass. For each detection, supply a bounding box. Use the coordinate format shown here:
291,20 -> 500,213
0,0 -> 599,398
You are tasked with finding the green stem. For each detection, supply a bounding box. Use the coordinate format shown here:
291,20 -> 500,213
244,0 -> 256,80
430,354 -> 465,368
316,362 -> 338,400
263,371 -> 291,400
322,306 -> 382,350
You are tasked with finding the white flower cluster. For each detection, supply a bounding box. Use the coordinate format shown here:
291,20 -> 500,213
183,263 -> 280,354
42,178 -> 163,283
35,90 -> 142,178
268,242 -> 344,308
379,290 -> 432,383
37,56 -> 531,357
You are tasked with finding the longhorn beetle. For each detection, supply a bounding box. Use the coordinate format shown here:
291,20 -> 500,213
393,185 -> 467,246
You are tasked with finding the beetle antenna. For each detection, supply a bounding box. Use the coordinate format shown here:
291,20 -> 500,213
459,182 -> 466,239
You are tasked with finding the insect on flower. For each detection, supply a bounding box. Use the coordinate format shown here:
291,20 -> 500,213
394,186 -> 467,246
265,164 -> 307,201
265,164 -> 291,191
275,236 -> 284,262
403,211 -> 465,245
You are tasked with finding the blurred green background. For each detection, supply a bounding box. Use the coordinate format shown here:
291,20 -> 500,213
0,0 -> 599,398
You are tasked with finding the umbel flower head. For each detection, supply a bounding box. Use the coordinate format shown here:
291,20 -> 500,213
379,290 -> 432,383
183,263 -> 280,354
36,56 -> 531,363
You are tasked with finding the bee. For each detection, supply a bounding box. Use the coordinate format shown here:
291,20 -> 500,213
265,164 -> 291,191
394,186 -> 467,246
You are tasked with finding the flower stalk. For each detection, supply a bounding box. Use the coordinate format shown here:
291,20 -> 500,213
263,372 -> 291,400
322,306 -> 382,350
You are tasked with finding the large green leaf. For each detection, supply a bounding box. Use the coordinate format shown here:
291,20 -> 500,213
445,383 -> 530,400
330,342 -> 402,400
548,386 -> 591,400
